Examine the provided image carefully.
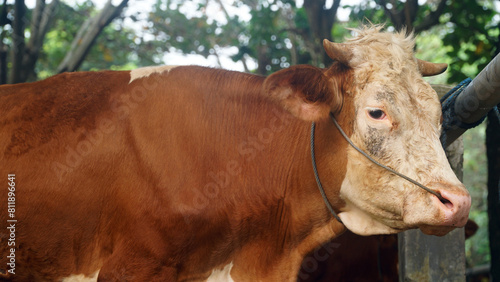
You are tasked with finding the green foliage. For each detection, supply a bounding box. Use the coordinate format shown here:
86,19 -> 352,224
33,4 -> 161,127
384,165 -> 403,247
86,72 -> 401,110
463,124 -> 490,267
144,0 -> 305,74
348,2 -> 386,25
149,0 -> 224,58
348,0 -> 499,85
143,0 -> 362,74
0,1 -> 141,80
415,27 -> 453,84
38,2 -> 92,76
443,0 -> 497,83
245,4 -> 293,72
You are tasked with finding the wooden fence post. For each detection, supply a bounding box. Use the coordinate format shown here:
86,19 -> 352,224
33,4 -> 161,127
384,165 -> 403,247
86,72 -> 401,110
398,137 -> 466,282
398,85 -> 466,282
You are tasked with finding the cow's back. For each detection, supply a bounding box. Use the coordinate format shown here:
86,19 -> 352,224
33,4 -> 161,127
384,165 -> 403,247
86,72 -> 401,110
0,66 -> 304,280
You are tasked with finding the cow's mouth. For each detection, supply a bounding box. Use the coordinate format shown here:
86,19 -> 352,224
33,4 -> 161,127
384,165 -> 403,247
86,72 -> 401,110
419,224 -> 455,236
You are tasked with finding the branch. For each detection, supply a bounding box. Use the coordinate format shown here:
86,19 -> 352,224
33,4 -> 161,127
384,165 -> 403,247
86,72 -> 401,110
21,0 -> 59,82
403,0 -> 418,32
0,0 -> 10,26
35,0 -> 59,49
324,0 -> 341,37
415,0 -> 447,34
281,27 -> 309,40
376,0 -> 403,30
27,0 -> 45,49
240,0 -> 258,10
329,0 -> 341,22
214,0 -> 230,20
57,0 -> 129,73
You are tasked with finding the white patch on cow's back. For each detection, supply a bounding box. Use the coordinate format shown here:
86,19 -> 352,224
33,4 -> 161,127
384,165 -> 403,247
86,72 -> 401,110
129,65 -> 178,83
206,262 -> 234,282
61,270 -> 99,282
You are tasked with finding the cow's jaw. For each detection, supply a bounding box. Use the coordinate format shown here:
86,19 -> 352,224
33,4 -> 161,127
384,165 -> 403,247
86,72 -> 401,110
338,180 -> 402,235
337,154 -> 405,235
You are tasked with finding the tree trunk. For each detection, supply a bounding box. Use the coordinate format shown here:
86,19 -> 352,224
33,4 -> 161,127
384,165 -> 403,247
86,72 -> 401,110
0,0 -> 9,85
376,0 -> 447,34
256,45 -> 270,75
414,0 -> 447,34
303,0 -> 340,67
21,0 -> 59,82
0,43 -> 6,85
9,0 -> 26,84
56,0 -> 129,73
486,111 -> 500,281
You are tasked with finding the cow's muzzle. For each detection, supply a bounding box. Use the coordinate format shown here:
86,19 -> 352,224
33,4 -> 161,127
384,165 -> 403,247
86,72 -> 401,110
419,182 -> 471,236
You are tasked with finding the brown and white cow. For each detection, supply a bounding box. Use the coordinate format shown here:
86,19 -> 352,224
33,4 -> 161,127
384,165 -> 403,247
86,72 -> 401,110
0,26 -> 470,281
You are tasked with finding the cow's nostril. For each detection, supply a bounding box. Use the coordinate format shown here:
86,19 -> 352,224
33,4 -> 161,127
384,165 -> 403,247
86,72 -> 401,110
439,197 -> 453,209
434,192 -> 451,206
433,190 -> 454,209
435,190 -> 454,209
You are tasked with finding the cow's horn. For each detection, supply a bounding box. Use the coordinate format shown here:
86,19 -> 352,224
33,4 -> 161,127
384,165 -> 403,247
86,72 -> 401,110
417,59 -> 448,76
323,39 -> 353,66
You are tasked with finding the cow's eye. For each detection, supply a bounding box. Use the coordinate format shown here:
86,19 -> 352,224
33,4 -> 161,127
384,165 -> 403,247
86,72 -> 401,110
367,108 -> 386,120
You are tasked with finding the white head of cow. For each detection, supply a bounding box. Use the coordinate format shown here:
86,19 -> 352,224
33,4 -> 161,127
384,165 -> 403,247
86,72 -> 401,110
331,27 -> 471,236
265,25 -> 471,236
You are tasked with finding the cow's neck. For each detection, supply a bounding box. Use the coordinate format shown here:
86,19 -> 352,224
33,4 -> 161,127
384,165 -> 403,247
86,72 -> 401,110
228,111 -> 349,279
285,118 -> 349,245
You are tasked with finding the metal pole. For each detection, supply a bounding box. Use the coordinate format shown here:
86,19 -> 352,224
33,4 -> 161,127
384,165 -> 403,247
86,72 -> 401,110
443,53 -> 500,145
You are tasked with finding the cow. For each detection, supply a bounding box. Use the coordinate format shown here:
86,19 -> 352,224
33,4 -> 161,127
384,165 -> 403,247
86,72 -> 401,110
298,219 -> 479,282
0,25 -> 471,281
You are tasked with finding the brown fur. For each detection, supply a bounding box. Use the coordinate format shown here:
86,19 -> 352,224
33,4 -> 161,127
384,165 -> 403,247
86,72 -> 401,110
0,65 -> 352,281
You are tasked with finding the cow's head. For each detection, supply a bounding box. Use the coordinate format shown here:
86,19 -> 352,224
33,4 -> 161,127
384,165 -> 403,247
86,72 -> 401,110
264,26 -> 471,236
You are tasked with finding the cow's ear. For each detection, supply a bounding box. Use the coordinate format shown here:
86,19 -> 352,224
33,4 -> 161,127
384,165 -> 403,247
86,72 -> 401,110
263,65 -> 342,121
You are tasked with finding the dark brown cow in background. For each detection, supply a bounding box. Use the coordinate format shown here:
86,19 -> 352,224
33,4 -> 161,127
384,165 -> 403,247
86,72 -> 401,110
298,220 -> 479,282
0,25 -> 470,281
299,231 -> 398,282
